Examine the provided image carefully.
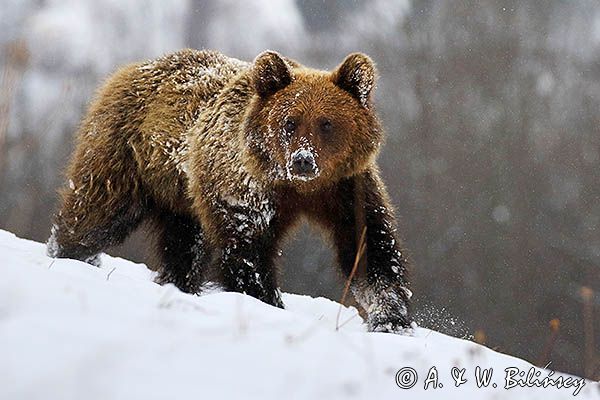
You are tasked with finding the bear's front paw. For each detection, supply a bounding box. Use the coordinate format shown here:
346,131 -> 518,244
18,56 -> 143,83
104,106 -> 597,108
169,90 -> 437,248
271,297 -> 285,309
367,315 -> 412,334
262,289 -> 285,309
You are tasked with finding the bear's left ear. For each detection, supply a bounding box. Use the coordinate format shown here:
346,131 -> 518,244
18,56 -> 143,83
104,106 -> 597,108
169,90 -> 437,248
253,50 -> 293,98
332,53 -> 377,108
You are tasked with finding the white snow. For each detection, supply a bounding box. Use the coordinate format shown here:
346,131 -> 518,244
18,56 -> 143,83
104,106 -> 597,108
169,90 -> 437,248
492,205 -> 511,223
0,229 -> 598,399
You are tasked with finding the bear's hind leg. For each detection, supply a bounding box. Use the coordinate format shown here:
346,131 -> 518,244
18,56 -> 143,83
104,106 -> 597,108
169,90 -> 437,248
153,212 -> 210,294
48,114 -> 148,266
48,198 -> 146,267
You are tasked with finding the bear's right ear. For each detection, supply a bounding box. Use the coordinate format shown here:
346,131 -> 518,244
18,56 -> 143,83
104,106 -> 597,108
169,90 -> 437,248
253,51 -> 292,98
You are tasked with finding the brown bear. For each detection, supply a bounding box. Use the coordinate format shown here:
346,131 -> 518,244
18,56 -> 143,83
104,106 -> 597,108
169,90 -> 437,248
47,49 -> 412,332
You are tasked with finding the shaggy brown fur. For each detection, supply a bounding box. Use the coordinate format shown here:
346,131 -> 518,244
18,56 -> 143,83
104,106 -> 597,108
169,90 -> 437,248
48,49 -> 412,332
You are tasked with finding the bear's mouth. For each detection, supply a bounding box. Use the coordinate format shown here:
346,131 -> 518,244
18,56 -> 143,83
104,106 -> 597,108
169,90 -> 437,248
286,148 -> 319,182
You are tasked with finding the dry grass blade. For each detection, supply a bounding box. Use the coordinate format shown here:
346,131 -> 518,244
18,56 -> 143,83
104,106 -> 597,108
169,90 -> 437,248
336,226 -> 367,331
536,318 -> 560,368
580,287 -> 595,379
106,267 -> 116,281
337,311 -> 362,330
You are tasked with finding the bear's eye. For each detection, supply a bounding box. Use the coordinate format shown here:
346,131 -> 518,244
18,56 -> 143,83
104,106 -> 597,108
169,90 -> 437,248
284,119 -> 296,134
319,119 -> 333,134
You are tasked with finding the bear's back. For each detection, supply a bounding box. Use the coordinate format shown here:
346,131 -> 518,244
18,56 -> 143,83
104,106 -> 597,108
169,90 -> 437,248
127,49 -> 250,213
137,49 -> 249,101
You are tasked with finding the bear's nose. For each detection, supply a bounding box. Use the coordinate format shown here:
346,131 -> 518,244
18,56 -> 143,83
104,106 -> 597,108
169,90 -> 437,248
291,150 -> 317,177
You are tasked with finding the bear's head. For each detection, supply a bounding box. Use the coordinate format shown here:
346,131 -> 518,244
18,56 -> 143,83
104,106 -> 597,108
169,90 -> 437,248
243,51 -> 382,191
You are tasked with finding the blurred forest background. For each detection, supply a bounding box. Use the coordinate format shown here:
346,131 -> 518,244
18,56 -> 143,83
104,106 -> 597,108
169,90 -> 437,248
1,0 -> 599,379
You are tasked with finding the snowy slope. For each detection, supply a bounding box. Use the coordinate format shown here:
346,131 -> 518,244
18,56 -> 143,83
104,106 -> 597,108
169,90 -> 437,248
0,229 -> 597,400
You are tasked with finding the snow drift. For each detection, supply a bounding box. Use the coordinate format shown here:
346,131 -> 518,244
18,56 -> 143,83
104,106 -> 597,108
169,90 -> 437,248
0,229 -> 597,399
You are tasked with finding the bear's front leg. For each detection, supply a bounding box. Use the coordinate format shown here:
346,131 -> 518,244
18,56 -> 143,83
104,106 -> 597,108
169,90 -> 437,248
326,170 -> 412,333
211,200 -> 284,308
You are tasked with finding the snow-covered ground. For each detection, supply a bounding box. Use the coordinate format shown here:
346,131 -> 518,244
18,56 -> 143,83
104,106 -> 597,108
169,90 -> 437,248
0,229 -> 597,399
